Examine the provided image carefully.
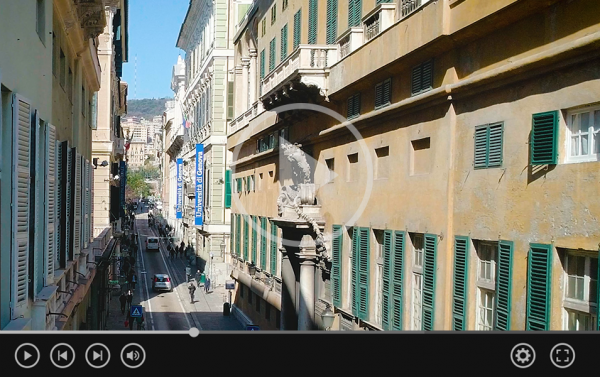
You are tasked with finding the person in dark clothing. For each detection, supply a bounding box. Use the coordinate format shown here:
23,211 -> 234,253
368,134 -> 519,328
126,290 -> 133,311
205,277 -> 211,293
127,312 -> 134,330
119,292 -> 127,314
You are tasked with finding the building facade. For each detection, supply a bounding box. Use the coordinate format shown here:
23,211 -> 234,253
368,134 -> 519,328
228,0 -> 600,331
0,0 -> 121,330
175,0 -> 238,286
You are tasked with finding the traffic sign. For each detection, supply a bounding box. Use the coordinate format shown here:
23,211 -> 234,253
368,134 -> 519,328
246,325 -> 259,331
130,305 -> 143,318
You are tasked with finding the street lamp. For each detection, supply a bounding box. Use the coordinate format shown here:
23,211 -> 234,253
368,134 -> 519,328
321,303 -> 335,331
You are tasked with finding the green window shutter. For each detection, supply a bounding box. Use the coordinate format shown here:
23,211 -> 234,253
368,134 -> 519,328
495,240 -> 514,330
252,216 -> 258,263
332,225 -> 343,308
375,82 -> 383,109
422,234 -> 437,331
347,94 -> 361,119
474,125 -> 488,168
308,0 -> 318,45
376,0 -> 393,3
293,9 -> 302,50
382,230 -> 393,330
526,243 -> 553,330
358,227 -> 370,321
243,215 -> 249,260
348,0 -> 362,27
411,59 -> 434,96
326,0 -> 338,44
224,170 -> 232,208
391,231 -> 405,330
260,49 -> 266,79
236,214 -> 241,256
269,37 -> 277,71
531,111 -> 559,165
281,24 -> 288,60
452,236 -> 469,331
260,217 -> 267,270
487,122 -> 503,167
230,213 -> 234,255
270,220 -> 277,274
351,227 -> 359,317
382,78 -> 391,106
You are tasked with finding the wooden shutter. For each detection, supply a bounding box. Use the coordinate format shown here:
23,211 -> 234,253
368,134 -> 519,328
73,151 -> 81,255
375,82 -> 383,109
269,38 -> 277,72
293,9 -> 302,50
12,94 -> 32,306
473,125 -> 488,168
358,227 -> 370,321
243,215 -> 249,260
353,94 -> 360,117
83,159 -> 89,249
332,225 -> 343,308
391,231 -> 404,330
487,122 -> 503,167
526,243 -> 553,330
347,96 -> 354,119
351,227 -> 359,316
382,230 -> 392,330
308,0 -> 318,44
235,214 -> 241,256
422,59 -> 433,92
382,78 -> 391,106
495,240 -> 513,330
281,24 -> 288,61
64,143 -> 72,261
230,213 -> 234,256
252,216 -> 258,263
260,217 -> 267,269
260,50 -> 265,80
224,170 -> 231,208
422,234 -> 437,331
55,140 -> 63,270
270,220 -> 278,274
326,0 -> 338,44
452,236 -> 469,331
348,0 -> 361,27
531,111 -> 558,165
45,123 -> 57,285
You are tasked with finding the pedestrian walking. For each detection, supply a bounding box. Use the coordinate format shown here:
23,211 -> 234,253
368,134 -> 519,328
131,274 -> 137,290
119,292 -> 127,314
188,282 -> 196,303
205,277 -> 211,293
126,290 -> 133,311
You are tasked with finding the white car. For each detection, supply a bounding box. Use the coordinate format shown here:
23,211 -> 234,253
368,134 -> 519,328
152,274 -> 173,292
146,237 -> 159,251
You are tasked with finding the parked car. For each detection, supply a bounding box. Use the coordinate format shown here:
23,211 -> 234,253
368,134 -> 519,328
146,236 -> 159,251
152,274 -> 173,292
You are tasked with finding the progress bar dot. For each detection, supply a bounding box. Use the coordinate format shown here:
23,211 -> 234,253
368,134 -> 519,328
189,327 -> 200,337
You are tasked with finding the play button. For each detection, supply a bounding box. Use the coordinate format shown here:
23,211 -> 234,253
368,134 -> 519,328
50,343 -> 75,368
15,343 -> 40,368
85,343 -> 111,368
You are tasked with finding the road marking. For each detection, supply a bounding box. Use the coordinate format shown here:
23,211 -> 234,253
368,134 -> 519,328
137,221 -> 155,331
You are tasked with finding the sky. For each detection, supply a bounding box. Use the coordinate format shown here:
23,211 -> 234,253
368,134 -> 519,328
122,0 -> 190,100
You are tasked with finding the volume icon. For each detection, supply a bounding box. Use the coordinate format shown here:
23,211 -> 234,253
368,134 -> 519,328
126,350 -> 140,361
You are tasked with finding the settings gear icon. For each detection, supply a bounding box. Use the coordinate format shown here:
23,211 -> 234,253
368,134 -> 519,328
511,343 -> 536,368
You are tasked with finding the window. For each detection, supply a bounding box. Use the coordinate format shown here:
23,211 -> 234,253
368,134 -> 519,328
293,9 -> 302,50
283,0 -> 288,11
347,153 -> 358,182
375,146 -> 389,179
271,4 -> 277,25
308,0 -> 318,44
351,227 -> 370,321
411,59 -> 434,96
347,93 -> 361,119
269,37 -> 277,72
348,0 -> 362,28
36,0 -> 45,43
326,0 -> 338,44
474,122 -> 503,169
375,78 -> 392,109
374,231 -> 384,326
476,242 -> 497,331
261,19 -> 266,37
325,158 -> 335,183
227,81 -> 234,120
531,111 -> 559,165
410,137 -> 431,175
411,234 -> 424,330
566,106 -> 600,163
281,25 -> 288,60
562,250 -> 598,331
260,49 -> 266,80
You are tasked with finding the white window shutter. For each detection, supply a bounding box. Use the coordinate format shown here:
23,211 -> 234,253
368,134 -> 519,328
12,94 -> 31,307
73,153 -> 81,255
55,139 -> 62,271
65,145 -> 72,260
45,123 -> 57,285
83,159 -> 89,249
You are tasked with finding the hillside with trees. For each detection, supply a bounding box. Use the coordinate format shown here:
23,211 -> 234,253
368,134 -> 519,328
127,98 -> 172,119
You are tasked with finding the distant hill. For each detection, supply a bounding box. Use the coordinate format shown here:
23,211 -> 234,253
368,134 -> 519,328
127,98 -> 172,119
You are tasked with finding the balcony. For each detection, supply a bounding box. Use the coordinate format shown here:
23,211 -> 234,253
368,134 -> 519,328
337,28 -> 364,59
401,0 -> 430,18
260,45 -> 339,109
228,101 -> 264,136
363,3 -> 397,43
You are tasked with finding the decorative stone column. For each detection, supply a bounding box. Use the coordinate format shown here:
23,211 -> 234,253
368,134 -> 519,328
248,49 -> 258,104
241,57 -> 250,111
298,235 -> 318,330
280,245 -> 298,330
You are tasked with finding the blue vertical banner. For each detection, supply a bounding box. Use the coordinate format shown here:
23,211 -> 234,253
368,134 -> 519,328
195,144 -> 204,226
120,161 -> 126,218
176,158 -> 183,219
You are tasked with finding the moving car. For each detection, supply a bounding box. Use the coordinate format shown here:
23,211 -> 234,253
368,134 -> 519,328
152,274 -> 173,292
146,236 -> 159,251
